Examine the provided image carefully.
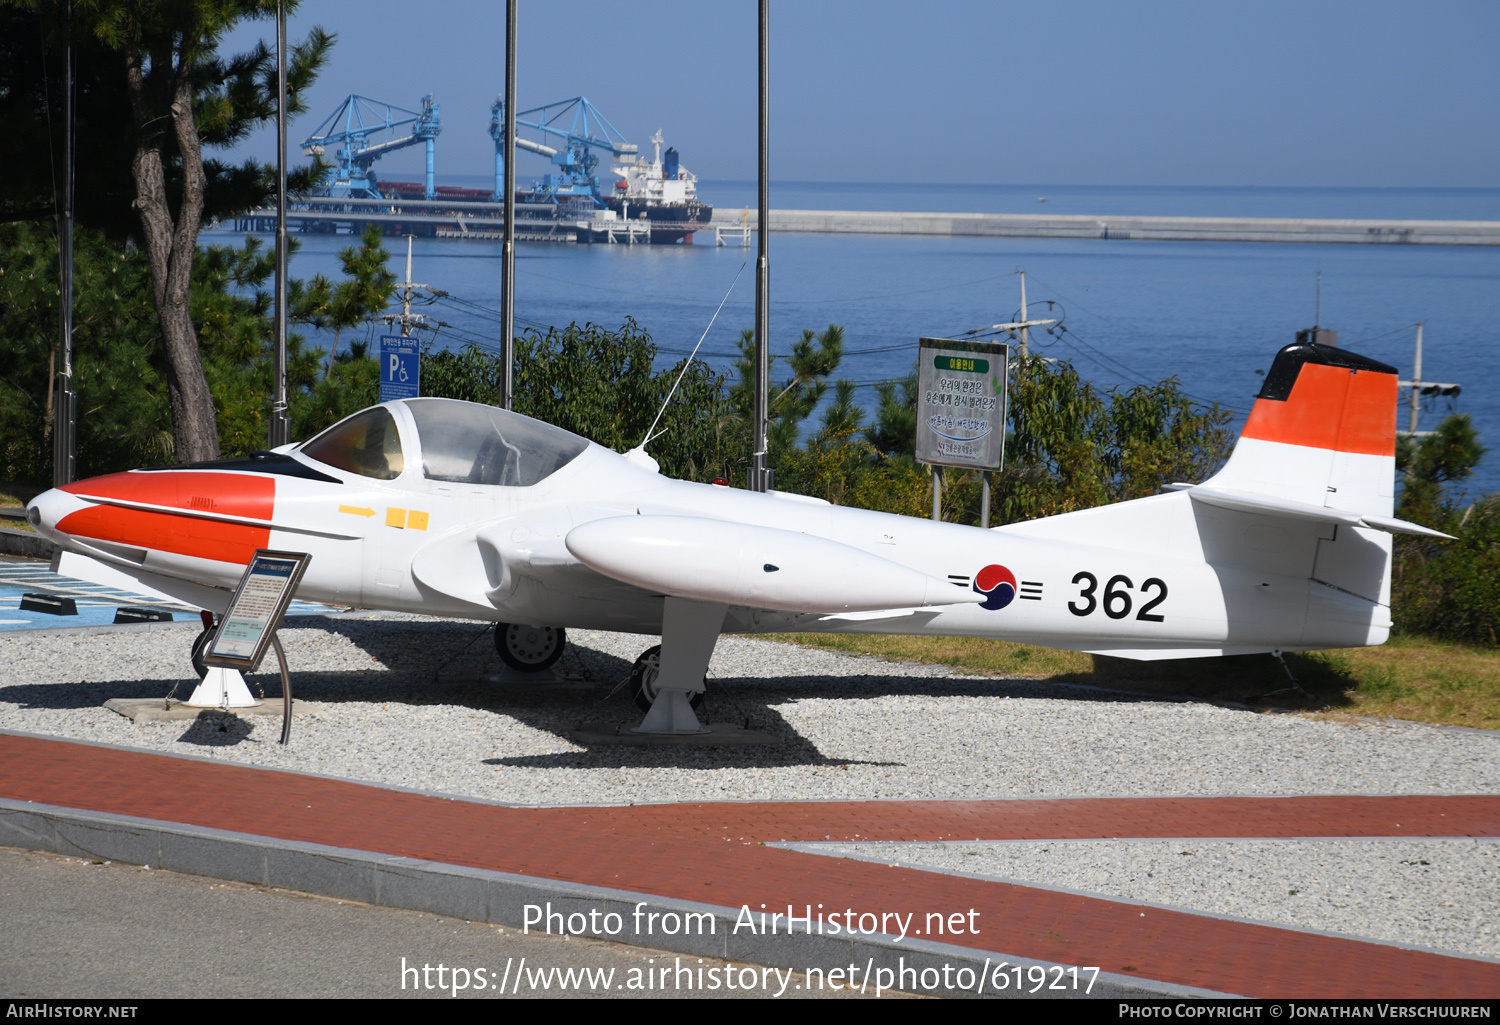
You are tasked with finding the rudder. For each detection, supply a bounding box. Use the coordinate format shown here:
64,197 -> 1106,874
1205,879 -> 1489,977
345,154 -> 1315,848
1204,341 -> 1398,517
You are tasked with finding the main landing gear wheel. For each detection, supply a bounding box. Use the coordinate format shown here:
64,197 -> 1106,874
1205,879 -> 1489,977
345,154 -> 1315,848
190,628 -> 212,680
629,644 -> 706,714
495,623 -> 566,673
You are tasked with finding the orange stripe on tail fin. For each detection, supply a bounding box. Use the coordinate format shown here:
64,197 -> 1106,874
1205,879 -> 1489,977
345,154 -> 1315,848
1241,343 -> 1397,456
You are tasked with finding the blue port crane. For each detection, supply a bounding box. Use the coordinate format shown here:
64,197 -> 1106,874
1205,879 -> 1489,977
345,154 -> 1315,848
490,95 -> 637,206
301,94 -> 442,200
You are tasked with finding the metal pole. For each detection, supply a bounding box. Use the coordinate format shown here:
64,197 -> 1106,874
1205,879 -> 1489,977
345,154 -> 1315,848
271,632 -> 292,745
269,1 -> 291,448
53,3 -> 76,486
1018,270 -> 1029,359
499,0 -> 517,411
931,466 -> 942,522
751,0 -> 771,492
1409,321 -> 1423,435
980,470 -> 991,529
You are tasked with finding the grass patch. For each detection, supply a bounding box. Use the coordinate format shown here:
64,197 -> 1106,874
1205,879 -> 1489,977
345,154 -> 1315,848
0,483 -> 38,531
0,484 -> 40,508
777,631 -> 1500,731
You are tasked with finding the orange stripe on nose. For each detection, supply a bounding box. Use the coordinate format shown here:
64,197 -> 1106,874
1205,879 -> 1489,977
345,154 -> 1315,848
56,506 -> 269,565
1242,363 -> 1396,456
57,470 -> 275,565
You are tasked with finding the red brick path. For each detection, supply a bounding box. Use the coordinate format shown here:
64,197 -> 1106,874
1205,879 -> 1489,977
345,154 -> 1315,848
2,733 -> 1496,998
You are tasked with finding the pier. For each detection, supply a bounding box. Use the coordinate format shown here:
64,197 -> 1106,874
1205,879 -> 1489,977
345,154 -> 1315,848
224,197 -> 691,244
708,209 -> 1500,246
227,196 -> 567,241
219,197 -> 1500,247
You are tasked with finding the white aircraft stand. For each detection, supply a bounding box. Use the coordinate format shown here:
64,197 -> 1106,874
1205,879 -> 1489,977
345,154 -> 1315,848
184,666 -> 258,709
635,598 -> 727,734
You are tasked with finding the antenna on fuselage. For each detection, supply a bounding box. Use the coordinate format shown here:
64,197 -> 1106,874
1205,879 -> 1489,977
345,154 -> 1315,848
630,261 -> 746,458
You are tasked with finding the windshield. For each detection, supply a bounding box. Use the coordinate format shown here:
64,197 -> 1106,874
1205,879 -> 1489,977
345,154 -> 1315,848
299,406 -> 405,480
405,398 -> 589,487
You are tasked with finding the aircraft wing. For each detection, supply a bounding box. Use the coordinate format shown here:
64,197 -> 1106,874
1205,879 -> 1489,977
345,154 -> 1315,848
564,515 -> 982,614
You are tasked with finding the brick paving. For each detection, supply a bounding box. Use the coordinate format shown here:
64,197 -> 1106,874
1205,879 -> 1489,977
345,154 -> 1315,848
2,733 -> 1496,998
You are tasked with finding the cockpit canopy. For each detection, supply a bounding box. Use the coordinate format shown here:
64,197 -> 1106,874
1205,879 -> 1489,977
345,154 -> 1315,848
404,398 -> 589,486
300,406 -> 404,480
299,399 -> 590,487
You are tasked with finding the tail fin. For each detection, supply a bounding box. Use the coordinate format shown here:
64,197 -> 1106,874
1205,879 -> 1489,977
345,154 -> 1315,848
1188,343 -> 1417,643
1203,341 -> 1398,516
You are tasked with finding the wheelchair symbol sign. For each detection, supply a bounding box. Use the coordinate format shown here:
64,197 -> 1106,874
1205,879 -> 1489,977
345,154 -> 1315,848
379,335 -> 420,401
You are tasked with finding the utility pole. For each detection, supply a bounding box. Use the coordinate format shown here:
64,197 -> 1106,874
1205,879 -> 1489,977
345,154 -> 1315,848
1409,321 -> 1423,435
1397,322 -> 1461,437
949,274 -> 1058,525
1018,271 -> 1029,359
53,2 -> 76,485
268,0 -> 291,449
498,0 -> 517,410
383,236 -> 431,338
750,0 -> 771,492
961,273 -> 1057,350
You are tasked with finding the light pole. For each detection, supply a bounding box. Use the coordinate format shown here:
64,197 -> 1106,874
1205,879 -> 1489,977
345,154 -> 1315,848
499,0 -> 517,410
751,0 -> 771,491
53,3 -> 76,485
269,0 -> 291,448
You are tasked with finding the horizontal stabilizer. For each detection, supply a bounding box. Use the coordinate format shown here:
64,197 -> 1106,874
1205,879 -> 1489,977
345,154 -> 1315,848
1174,485 -> 1454,539
565,515 -> 982,614
1084,645 -> 1283,661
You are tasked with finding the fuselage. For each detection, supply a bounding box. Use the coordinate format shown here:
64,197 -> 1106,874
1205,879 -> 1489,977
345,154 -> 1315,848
27,395 -> 1384,660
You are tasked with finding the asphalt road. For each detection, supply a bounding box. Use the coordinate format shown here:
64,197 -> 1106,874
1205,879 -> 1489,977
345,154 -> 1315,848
0,847 -> 875,999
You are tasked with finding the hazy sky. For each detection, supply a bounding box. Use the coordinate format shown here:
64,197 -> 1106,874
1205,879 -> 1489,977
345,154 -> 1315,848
219,1 -> 1499,188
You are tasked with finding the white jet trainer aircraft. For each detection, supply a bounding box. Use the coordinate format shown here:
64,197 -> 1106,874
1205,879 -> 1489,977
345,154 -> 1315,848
28,341 -> 1447,733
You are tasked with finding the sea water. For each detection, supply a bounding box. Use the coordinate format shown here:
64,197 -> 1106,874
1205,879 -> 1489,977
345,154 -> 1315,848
216,180 -> 1500,496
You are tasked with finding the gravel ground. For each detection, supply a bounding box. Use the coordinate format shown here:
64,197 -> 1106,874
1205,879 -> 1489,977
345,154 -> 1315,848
1,612 -> 1496,806
806,839 -> 1500,962
3,611 -> 1498,963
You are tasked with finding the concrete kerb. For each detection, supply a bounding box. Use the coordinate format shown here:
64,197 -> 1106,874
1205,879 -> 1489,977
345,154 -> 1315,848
0,527 -> 55,560
0,796 -> 1228,999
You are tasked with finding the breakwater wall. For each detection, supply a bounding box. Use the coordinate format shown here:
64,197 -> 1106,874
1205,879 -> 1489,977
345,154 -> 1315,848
709,208 -> 1500,246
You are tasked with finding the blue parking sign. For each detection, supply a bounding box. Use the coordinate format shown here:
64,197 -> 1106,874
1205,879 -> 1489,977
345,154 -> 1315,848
380,335 -> 420,401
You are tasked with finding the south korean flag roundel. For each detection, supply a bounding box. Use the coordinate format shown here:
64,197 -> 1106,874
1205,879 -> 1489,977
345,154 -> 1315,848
973,564 -> 1017,610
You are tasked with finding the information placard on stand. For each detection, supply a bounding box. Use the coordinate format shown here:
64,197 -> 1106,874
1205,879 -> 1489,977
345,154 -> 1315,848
914,337 -> 1009,473
204,550 -> 311,673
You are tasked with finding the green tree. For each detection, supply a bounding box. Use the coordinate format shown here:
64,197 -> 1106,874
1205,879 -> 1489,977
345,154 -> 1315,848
724,323 -> 845,475
1395,414 -> 1486,526
421,320 -> 734,483
0,6 -> 137,232
0,223 -> 394,482
816,353 -> 1234,524
302,225 -> 397,378
3,1 -> 334,462
864,371 -> 918,460
0,221 -> 170,481
1392,414 -> 1496,644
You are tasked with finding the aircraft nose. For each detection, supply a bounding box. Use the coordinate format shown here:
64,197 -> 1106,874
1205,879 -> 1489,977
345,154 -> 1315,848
26,488 -> 85,543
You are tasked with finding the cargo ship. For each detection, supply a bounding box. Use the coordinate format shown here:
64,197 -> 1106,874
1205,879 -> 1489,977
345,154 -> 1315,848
602,131 -> 713,243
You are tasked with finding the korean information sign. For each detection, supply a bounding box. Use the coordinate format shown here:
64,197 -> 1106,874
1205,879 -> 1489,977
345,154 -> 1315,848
915,337 -> 1008,471
204,550 -> 312,673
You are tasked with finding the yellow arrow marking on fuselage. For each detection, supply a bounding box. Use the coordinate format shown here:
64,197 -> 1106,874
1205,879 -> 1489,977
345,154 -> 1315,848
338,505 -> 377,518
